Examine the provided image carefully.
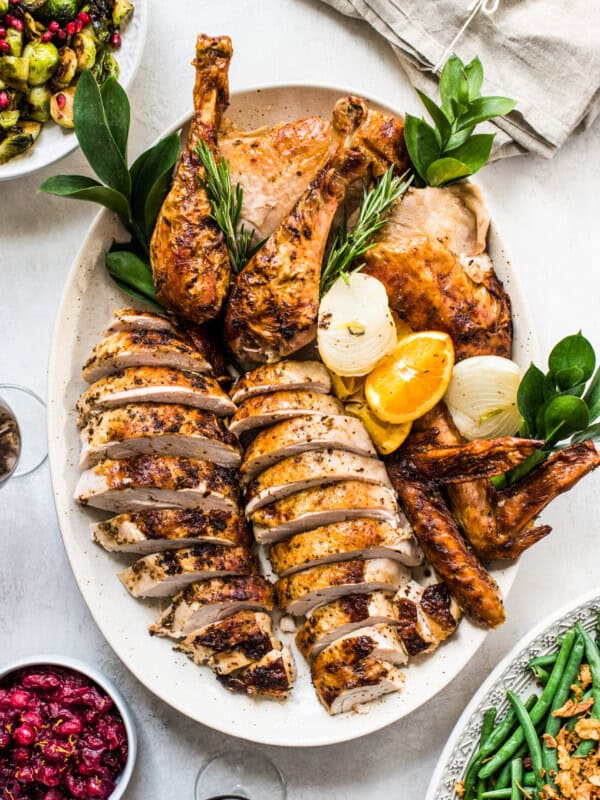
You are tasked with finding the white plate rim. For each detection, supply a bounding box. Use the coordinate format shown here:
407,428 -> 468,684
0,0 -> 148,182
425,586 -> 600,799
47,83 -> 539,747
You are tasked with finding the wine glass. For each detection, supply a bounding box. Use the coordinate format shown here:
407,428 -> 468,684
0,384 -> 47,484
194,746 -> 286,800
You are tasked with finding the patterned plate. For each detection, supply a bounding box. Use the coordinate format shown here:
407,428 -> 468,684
426,589 -> 600,799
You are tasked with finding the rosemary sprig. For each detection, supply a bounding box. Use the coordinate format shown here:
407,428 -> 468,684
319,167 -> 412,296
195,140 -> 264,273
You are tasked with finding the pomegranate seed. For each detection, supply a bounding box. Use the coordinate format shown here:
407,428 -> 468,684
0,40 -> 7,53
48,20 -> 60,32
7,15 -> 23,31
0,27 -> 5,38
75,18 -> 83,32
55,93 -> 66,109
10,0 -> 20,5
10,690 -> 31,709
56,28 -> 66,40
0,90 -> 10,110
14,724 -> 36,746
77,11 -> 91,24
66,20 -> 76,35
41,30 -> 53,42
110,30 -> 121,48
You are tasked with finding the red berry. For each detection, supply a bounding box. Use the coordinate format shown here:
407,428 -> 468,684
13,746 -> 31,764
56,93 -> 66,109
41,30 -> 53,42
0,731 -> 10,748
21,710 -> 43,728
48,20 -> 60,32
10,0 -> 20,5
10,690 -> 31,710
0,38 -> 10,52
0,27 -> 6,38
15,765 -> 35,783
7,15 -> 23,31
55,718 -> 81,737
66,20 -> 76,35
56,28 -> 66,40
75,18 -> 83,32
14,723 -> 36,746
110,30 -> 121,49
77,11 -> 91,24
0,91 -> 10,110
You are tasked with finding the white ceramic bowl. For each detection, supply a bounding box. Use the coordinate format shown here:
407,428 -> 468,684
0,0 -> 148,182
0,654 -> 137,798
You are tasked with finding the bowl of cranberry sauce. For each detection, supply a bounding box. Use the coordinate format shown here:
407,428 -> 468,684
0,656 -> 137,800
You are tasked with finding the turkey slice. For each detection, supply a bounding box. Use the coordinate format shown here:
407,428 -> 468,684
105,308 -> 181,335
217,646 -> 296,699
228,391 -> 342,436
175,610 -> 273,666
231,360 -> 331,404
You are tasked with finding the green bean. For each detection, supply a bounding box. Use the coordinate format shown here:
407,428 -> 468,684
542,633 -> 585,787
527,653 -> 558,670
573,623 -> 600,757
510,757 -> 523,800
494,728 -> 532,788
479,629 -> 577,780
464,708 -> 498,800
482,790 -> 511,799
507,692 -> 544,791
530,665 -> 549,685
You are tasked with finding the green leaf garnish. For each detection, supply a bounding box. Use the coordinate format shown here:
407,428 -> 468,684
319,167 -> 412,297
405,54 -> 516,187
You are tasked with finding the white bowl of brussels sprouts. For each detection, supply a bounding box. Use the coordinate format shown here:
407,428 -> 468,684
0,0 -> 147,181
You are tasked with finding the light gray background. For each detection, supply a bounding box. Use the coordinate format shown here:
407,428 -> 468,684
1,1 -> 599,797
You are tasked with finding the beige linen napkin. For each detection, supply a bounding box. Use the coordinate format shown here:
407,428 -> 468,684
321,0 -> 600,158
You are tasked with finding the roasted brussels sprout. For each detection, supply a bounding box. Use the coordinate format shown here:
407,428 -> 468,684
23,11 -> 47,40
38,0 -> 81,24
112,0 -> 133,26
50,85 -> 75,127
27,85 -> 52,121
0,110 -> 20,130
21,0 -> 49,10
0,57 -> 30,92
91,48 -> 118,85
73,31 -> 96,72
89,0 -> 113,44
51,46 -> 77,90
5,28 -> 24,57
0,0 -> 9,15
23,39 -> 60,86
0,121 -> 41,164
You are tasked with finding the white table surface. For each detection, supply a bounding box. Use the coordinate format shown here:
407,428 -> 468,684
2,1 -> 600,797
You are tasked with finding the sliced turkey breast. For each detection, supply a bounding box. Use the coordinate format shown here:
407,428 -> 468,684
252,482 -> 401,544
176,610 -> 273,666
311,627 -> 405,714
92,509 -> 250,554
217,646 -> 296,698
231,360 -> 331,404
105,308 -> 181,335
228,391 -> 343,436
77,367 -> 235,425
296,592 -> 399,659
75,455 -> 239,514
79,403 -> 241,469
394,580 -> 461,656
241,415 -> 376,481
274,558 -> 410,616
82,330 -> 212,383
150,575 -> 274,638
269,519 -> 420,577
210,636 -> 282,676
245,449 -> 392,514
117,544 -> 256,598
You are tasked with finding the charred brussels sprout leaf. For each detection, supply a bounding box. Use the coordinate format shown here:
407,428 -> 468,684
0,121 -> 41,164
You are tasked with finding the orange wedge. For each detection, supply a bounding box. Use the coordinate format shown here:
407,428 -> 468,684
365,331 -> 455,424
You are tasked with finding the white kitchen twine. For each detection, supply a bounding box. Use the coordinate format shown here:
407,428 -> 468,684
432,0 -> 501,73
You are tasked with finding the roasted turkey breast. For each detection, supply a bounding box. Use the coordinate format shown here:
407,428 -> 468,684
118,544 -> 256,598
311,626 -> 405,714
241,415 -> 376,481
228,391 -> 343,436
150,35 -> 233,324
150,575 -> 274,638
269,518 -> 420,576
217,647 -> 296,698
79,403 -> 241,469
105,308 -> 181,335
274,558 -> 410,616
77,367 -> 235,425
296,592 -> 399,659
251,481 -> 401,543
176,610 -> 273,666
82,330 -> 213,383
245,449 -> 392,515
92,509 -> 250,554
231,360 -> 331,405
75,455 -> 239,514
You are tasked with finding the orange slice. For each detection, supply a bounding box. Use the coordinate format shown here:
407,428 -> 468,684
365,331 -> 455,424
345,402 -> 412,455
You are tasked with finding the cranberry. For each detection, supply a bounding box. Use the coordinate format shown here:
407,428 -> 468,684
48,20 -> 60,32
13,746 -> 31,764
54,718 -> 81,738
44,791 -> 66,800
15,764 -> 35,782
0,90 -> 10,110
13,724 -> 36,746
110,30 -> 121,49
23,673 -> 62,691
86,775 -> 114,798
21,710 -> 43,728
0,731 -> 11,748
35,763 -> 61,787
66,20 -> 76,35
10,691 -> 31,710
40,739 -> 74,762
77,11 -> 91,24
0,40 -> 10,53
65,773 -> 88,799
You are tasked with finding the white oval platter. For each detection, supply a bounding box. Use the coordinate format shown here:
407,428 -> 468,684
0,0 -> 147,182
426,588 -> 600,799
47,84 -> 538,747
